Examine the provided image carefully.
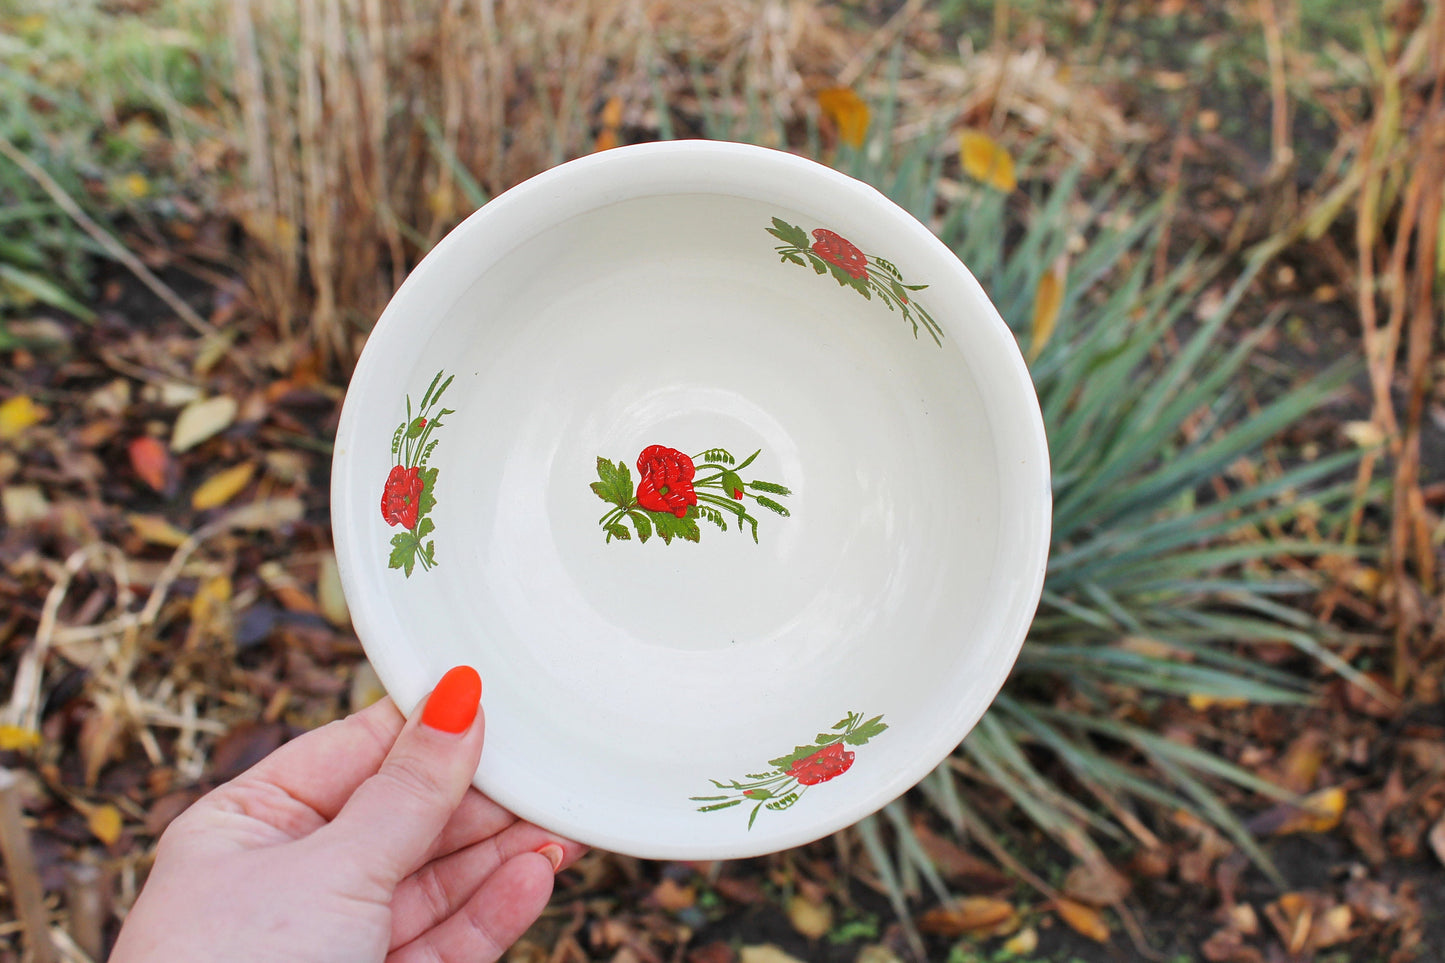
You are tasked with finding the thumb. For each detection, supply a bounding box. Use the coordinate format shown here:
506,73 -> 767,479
320,665 -> 485,886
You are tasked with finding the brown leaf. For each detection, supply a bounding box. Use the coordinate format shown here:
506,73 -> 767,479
145,790 -> 200,835
817,87 -> 870,148
1062,860 -> 1131,907
78,708 -> 125,788
786,893 -> 833,939
714,875 -> 765,904
209,722 -> 289,781
192,462 -> 256,510
1055,898 -> 1110,943
1265,893 -> 1314,955
652,877 -> 695,913
687,943 -> 735,963
1201,927 -> 1264,963
318,552 -> 350,627
909,821 -> 1009,888
918,896 -> 1017,937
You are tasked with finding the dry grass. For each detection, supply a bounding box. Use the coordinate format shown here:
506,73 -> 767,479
218,0 -> 1135,364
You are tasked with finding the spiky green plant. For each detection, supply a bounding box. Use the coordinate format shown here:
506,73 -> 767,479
771,127 -> 1377,956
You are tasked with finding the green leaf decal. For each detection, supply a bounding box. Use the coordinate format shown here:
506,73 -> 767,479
769,217 -> 810,249
591,457 -> 635,508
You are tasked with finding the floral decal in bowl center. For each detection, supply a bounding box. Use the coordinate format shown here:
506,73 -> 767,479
767,217 -> 942,346
691,711 -> 889,829
591,446 -> 790,544
381,370 -> 453,576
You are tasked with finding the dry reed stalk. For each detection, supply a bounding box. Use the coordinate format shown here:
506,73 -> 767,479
0,770 -> 57,963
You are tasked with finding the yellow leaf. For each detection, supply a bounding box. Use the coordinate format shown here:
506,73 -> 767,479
191,462 -> 256,510
959,130 -> 1017,192
1002,927 -> 1038,955
111,172 -> 151,201
129,513 -> 190,547
1274,786 -> 1347,835
0,725 -> 42,751
817,87 -> 871,148
1187,693 -> 1249,710
1028,257 -> 1066,361
0,395 -> 45,440
87,803 -> 123,846
190,574 -> 232,626
1055,898 -> 1110,942
786,893 -> 833,939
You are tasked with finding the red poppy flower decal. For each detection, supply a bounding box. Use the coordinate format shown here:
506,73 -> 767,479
381,465 -> 424,530
692,711 -> 888,829
635,445 -> 697,517
592,446 -> 791,545
767,217 -> 942,346
381,370 -> 454,577
811,229 -> 869,280
788,742 -> 855,785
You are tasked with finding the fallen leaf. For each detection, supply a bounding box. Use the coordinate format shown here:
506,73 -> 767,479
1063,859 -> 1131,906
910,821 -> 1009,888
652,877 -> 696,912
78,707 -> 125,788
171,395 -> 238,452
0,725 -> 42,751
2,485 -> 50,526
128,436 -> 171,492
87,804 -> 123,846
1273,786 -> 1347,835
738,946 -> 805,963
959,130 -> 1017,192
786,893 -> 833,939
1028,257 -> 1066,362
1265,893 -> 1314,955
1055,898 -> 1110,943
1342,420 -> 1385,448
350,661 -> 387,711
129,513 -> 189,547
918,896 -> 1017,937
318,552 -> 350,627
1002,927 -> 1038,955
1187,693 -> 1250,710
854,947 -> 902,963
1201,927 -> 1263,963
817,87 -> 870,147
1311,905 -> 1353,949
1428,816 -> 1445,866
192,462 -> 256,510
0,395 -> 45,439
688,943 -> 736,963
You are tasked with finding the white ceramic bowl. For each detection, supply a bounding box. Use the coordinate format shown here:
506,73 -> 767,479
332,141 -> 1050,860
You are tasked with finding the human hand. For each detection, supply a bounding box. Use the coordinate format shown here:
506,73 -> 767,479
110,666 -> 584,963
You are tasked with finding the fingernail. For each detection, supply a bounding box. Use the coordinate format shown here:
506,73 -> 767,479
536,843 -> 564,872
420,666 -> 482,734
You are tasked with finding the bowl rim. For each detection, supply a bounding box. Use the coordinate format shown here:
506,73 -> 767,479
332,139 -> 1052,859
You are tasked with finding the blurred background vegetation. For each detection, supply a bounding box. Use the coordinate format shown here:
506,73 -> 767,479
0,0 -> 1442,960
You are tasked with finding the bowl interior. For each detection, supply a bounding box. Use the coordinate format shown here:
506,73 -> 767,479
334,144 -> 1049,859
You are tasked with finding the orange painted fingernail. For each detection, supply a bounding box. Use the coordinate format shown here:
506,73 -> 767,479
420,666 -> 482,733
536,843 -> 564,871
